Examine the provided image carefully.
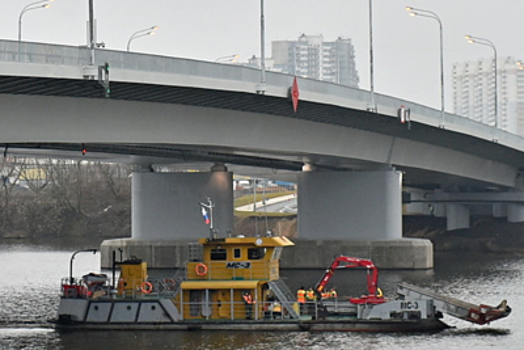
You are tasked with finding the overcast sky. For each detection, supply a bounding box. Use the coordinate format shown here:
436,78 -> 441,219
1,1 -> 522,111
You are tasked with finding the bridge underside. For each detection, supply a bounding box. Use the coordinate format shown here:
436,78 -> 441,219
0,91 -> 519,192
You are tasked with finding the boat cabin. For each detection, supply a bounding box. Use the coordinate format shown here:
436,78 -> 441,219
178,235 -> 295,320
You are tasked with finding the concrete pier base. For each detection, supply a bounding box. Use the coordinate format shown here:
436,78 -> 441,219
101,237 -> 433,270
100,238 -> 194,269
280,238 -> 433,269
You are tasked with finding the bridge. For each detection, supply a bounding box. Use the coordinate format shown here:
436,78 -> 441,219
2,40 -> 524,269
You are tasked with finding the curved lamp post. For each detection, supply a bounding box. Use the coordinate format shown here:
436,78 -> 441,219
465,35 -> 498,128
406,6 -> 445,126
69,248 -> 98,284
18,0 -> 54,42
126,26 -> 159,52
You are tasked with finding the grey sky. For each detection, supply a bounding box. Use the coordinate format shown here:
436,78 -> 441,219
2,1 -> 521,111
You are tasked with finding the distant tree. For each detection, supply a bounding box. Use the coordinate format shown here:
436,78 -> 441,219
95,162 -> 137,201
0,156 -> 26,230
0,157 -> 135,238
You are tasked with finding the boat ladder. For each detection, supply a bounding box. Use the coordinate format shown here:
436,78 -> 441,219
268,279 -> 300,319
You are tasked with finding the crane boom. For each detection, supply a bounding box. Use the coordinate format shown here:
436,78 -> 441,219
314,255 -> 385,304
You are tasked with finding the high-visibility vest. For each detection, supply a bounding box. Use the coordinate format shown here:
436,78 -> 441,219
330,290 -> 338,298
243,294 -> 255,304
321,292 -> 330,299
273,303 -> 282,313
297,289 -> 306,303
306,290 -> 316,300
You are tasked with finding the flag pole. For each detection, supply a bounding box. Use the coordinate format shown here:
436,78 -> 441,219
199,198 -> 215,239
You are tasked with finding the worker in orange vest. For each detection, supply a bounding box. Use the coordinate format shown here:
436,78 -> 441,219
242,291 -> 256,319
306,287 -> 317,316
306,287 -> 316,301
297,286 -> 306,314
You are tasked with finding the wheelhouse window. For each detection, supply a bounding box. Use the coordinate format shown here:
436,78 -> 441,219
271,247 -> 282,261
233,248 -> 241,259
210,248 -> 227,260
248,248 -> 265,260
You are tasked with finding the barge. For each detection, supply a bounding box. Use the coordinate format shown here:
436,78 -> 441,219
50,201 -> 511,332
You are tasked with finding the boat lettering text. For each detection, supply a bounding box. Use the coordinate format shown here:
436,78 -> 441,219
226,262 -> 252,269
400,301 -> 419,310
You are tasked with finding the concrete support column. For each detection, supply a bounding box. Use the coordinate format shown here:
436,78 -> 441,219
288,169 -> 433,269
507,204 -> 524,223
492,203 -> 507,218
132,171 -> 233,239
446,203 -> 470,230
100,170 -> 233,268
298,169 -> 402,240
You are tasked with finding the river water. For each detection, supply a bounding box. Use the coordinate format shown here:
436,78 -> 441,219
0,238 -> 520,350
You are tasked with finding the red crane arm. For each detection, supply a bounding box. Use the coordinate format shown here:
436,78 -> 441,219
314,255 -> 379,296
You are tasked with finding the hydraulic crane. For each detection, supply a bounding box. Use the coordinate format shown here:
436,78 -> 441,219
314,255 -> 386,304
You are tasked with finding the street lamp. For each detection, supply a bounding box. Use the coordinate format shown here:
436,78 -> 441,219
126,26 -> 159,52
465,35 -> 498,128
368,0 -> 377,112
406,6 -> 445,126
214,54 -> 240,63
256,0 -> 266,94
18,0 -> 54,42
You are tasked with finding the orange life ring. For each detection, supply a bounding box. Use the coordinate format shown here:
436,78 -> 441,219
195,263 -> 208,276
140,281 -> 153,294
164,278 -> 176,290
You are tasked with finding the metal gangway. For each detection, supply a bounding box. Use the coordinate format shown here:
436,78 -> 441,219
268,279 -> 300,319
397,283 -> 511,325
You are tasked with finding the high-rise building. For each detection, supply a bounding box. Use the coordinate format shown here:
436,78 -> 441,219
270,34 -> 359,88
452,57 -> 524,136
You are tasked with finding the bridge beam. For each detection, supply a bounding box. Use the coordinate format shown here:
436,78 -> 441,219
424,191 -> 524,230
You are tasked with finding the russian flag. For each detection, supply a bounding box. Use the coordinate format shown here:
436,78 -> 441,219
201,207 -> 210,225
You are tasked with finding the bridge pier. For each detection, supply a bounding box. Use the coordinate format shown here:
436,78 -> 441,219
101,168 -> 433,269
285,169 -> 433,269
445,203 -> 470,230
508,204 -> 524,222
100,169 -> 234,268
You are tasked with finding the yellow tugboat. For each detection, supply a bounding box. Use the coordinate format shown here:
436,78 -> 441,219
51,199 -> 511,332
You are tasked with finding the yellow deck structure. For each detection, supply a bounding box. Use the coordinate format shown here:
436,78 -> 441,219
178,236 -> 295,320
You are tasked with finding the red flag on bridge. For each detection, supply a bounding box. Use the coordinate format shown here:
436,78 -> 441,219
291,76 -> 299,112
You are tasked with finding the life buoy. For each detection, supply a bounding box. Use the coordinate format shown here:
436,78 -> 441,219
164,278 -> 176,290
140,281 -> 153,294
376,288 -> 383,298
195,263 -> 208,276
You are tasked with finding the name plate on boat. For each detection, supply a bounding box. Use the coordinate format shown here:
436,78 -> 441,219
226,262 -> 252,269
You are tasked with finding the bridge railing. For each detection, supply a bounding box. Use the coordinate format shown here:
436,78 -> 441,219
0,40 -> 90,66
